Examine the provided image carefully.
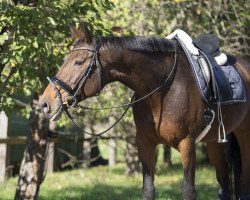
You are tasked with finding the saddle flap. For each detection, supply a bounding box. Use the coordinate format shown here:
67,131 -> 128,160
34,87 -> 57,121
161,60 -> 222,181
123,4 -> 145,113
212,65 -> 233,102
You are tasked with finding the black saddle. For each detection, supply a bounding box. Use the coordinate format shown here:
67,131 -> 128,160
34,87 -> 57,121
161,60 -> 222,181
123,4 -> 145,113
193,34 -> 232,102
175,35 -> 246,105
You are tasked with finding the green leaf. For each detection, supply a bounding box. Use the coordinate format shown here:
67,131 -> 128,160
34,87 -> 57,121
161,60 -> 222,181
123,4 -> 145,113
0,32 -> 8,45
48,17 -> 56,26
32,40 -> 38,48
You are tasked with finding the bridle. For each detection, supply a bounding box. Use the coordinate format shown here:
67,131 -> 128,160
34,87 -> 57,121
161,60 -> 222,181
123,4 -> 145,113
46,38 -> 178,137
47,39 -> 103,107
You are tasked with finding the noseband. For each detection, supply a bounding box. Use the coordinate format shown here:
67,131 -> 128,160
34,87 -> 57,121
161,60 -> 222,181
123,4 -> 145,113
47,39 -> 102,107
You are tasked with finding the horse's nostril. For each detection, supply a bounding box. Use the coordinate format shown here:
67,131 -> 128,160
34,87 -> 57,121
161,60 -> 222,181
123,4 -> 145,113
41,101 -> 50,114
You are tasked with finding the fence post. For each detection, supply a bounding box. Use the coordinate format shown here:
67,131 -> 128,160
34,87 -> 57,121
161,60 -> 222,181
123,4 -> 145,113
0,111 -> 8,182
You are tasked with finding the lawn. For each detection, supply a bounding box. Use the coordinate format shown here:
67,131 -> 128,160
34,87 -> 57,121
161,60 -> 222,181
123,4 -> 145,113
0,162 -> 218,200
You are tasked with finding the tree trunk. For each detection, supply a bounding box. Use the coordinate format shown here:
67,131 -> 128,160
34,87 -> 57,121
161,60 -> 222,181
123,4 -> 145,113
82,117 -> 107,168
46,121 -> 56,173
125,134 -> 140,175
15,93 -> 49,200
81,117 -> 92,168
201,143 -> 209,163
108,138 -> 116,167
163,145 -> 173,167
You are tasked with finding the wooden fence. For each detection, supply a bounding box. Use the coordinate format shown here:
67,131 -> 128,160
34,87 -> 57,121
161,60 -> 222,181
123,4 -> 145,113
0,111 -> 118,183
0,110 -> 82,182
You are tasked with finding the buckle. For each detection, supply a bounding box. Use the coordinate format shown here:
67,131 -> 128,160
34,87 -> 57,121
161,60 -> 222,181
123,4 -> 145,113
64,96 -> 78,107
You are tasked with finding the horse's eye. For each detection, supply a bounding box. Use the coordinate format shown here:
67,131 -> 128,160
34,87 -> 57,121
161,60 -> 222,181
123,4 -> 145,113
74,59 -> 85,66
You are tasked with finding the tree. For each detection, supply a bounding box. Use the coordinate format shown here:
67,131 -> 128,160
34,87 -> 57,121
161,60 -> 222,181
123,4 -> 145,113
1,1 -> 113,199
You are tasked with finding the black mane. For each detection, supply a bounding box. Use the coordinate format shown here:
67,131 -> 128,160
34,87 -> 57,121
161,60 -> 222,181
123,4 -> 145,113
98,36 -> 175,53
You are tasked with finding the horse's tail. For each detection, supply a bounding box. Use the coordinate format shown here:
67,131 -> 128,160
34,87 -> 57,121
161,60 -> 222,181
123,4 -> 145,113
227,133 -> 242,199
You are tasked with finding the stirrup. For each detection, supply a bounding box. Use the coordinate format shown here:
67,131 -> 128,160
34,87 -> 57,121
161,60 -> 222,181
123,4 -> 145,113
217,102 -> 227,143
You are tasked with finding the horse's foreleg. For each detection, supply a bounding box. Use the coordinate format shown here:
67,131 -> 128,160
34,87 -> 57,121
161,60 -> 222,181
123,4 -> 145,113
136,133 -> 157,200
206,141 -> 229,200
179,137 -> 196,200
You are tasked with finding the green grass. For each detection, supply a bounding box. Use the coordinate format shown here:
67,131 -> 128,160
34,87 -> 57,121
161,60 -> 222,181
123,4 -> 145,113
0,144 -> 218,199
0,162 -> 218,200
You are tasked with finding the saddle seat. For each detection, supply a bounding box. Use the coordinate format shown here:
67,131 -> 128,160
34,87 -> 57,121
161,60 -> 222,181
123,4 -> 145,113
193,34 -> 227,66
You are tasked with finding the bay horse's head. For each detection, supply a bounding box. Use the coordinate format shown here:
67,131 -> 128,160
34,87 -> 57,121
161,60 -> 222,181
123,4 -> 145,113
40,25 -> 108,120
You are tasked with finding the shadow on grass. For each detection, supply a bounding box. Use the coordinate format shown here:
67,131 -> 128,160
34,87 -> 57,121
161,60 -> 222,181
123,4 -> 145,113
156,163 -> 183,176
39,180 -> 217,200
156,162 -> 214,175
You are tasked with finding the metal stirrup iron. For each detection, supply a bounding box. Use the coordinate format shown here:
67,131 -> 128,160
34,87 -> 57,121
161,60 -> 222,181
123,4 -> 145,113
217,101 -> 227,143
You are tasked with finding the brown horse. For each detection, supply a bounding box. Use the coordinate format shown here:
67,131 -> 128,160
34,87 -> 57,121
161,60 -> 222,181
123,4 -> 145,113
40,25 -> 250,200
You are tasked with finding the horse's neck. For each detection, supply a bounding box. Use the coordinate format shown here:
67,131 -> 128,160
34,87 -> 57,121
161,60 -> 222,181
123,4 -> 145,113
104,49 -> 174,95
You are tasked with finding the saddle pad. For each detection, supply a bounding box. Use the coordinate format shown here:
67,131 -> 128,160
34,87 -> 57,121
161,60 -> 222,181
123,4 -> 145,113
175,37 -> 246,104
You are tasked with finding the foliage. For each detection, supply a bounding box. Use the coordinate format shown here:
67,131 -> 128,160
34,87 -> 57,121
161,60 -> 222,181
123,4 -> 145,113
104,0 -> 250,57
0,0 -> 134,133
0,0 -> 113,115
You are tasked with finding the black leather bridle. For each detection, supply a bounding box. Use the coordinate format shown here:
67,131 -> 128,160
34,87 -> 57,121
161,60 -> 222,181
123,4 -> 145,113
47,39 -> 102,107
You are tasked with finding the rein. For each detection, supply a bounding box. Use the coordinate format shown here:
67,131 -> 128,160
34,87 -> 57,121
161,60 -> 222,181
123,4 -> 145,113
47,38 -> 178,137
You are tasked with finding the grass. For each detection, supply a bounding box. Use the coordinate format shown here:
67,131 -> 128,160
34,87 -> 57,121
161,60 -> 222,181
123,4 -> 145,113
0,148 -> 219,200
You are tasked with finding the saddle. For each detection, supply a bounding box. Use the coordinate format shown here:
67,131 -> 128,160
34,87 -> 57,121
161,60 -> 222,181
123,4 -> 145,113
167,30 -> 246,143
167,30 -> 246,105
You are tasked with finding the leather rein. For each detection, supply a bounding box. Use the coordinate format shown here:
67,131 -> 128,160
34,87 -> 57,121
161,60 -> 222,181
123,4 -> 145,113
47,38 -> 178,137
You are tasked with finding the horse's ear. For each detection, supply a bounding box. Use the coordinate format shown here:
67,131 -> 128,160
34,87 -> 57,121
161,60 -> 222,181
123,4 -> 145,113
69,24 -> 83,42
69,23 -> 92,43
79,21 -> 92,43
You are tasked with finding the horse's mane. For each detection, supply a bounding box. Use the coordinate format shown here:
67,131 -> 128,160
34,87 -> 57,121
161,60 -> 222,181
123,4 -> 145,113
98,36 -> 175,53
